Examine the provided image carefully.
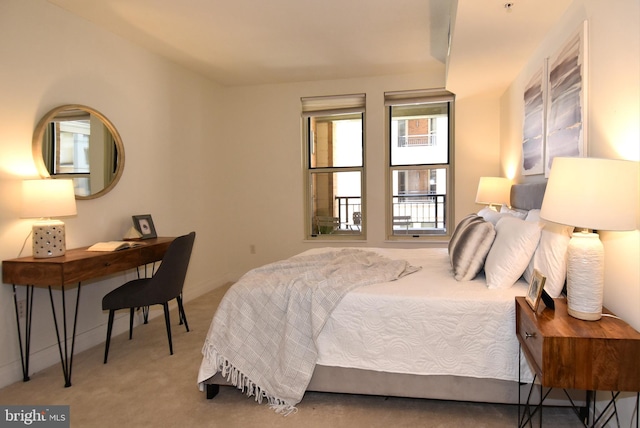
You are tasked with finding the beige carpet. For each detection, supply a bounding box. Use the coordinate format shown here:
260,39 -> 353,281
0,283 -> 581,427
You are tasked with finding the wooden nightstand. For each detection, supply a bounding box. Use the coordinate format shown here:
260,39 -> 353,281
515,296 -> 640,427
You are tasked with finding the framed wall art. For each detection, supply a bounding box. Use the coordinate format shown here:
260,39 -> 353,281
522,64 -> 546,176
521,20 -> 588,177
545,20 -> 588,176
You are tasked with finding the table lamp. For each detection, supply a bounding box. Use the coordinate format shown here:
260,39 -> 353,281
475,177 -> 511,210
540,157 -> 639,320
21,179 -> 77,258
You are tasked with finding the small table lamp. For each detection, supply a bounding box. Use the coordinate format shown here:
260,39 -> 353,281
540,157 -> 639,320
21,179 -> 77,258
475,177 -> 511,210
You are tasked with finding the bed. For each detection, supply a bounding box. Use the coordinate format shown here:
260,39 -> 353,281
198,182 -> 577,411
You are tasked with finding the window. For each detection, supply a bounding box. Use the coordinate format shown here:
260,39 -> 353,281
386,90 -> 454,238
50,120 -> 91,175
302,94 -> 365,239
42,114 -> 92,196
41,110 -> 119,197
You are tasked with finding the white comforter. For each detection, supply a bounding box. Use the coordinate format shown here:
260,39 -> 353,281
197,249 -> 420,413
313,247 -> 533,383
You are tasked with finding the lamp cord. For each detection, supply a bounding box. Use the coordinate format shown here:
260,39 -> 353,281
600,313 -> 622,321
17,230 -> 32,258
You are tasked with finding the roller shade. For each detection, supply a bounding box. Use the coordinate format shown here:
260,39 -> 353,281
302,93 -> 365,117
384,88 -> 454,106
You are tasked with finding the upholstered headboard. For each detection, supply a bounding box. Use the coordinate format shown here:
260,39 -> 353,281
510,181 -> 547,211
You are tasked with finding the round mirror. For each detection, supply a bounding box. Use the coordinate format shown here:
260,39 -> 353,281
32,104 -> 125,200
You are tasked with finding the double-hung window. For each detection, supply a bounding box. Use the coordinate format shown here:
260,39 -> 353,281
386,90 -> 454,239
302,94 -> 365,239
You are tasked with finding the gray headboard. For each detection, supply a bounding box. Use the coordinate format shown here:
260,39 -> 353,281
510,182 -> 547,211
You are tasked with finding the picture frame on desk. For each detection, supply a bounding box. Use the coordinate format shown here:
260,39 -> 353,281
132,214 -> 157,239
526,269 -> 546,311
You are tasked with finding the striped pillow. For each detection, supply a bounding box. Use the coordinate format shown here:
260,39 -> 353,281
449,214 -> 496,281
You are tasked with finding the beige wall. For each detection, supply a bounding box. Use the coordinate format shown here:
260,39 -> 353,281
215,61 -> 508,281
0,0 -> 451,387
213,76 -> 501,283
500,1 -> 639,423
454,92 -> 503,219
501,0 -> 639,328
0,0 -> 228,386
216,71 -> 448,280
3,3 -> 635,421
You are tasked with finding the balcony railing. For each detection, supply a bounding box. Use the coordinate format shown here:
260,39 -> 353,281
331,193 -> 446,235
397,133 -> 436,147
335,196 -> 361,230
392,193 -> 446,234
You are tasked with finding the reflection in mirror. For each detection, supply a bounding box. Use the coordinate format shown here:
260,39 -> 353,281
33,105 -> 124,199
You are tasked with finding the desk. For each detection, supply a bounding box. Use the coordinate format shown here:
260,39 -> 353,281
515,296 -> 640,427
2,237 -> 175,387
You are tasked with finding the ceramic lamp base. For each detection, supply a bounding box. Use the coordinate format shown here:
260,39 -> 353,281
566,231 -> 604,321
32,219 -> 67,258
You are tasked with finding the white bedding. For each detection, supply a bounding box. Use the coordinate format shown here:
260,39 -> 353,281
301,247 -> 533,383
198,249 -> 420,413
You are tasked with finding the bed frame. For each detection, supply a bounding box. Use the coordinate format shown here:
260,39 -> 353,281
204,181 -> 578,405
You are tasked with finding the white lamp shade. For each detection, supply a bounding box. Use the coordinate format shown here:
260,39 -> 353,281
21,179 -> 77,219
541,157 -> 638,321
540,157 -> 639,231
475,177 -> 511,206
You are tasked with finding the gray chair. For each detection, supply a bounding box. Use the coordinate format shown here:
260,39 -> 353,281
352,211 -> 362,230
102,231 -> 196,363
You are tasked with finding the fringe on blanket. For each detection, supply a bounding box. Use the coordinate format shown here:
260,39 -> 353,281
205,346 -> 298,416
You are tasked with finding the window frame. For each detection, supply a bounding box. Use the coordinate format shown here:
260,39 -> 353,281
384,89 -> 455,240
302,94 -> 366,240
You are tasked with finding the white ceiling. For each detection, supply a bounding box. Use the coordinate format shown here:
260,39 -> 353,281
48,0 -> 571,94
447,0 -> 572,96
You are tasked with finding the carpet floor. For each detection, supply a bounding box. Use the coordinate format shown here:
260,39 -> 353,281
0,283 -> 582,427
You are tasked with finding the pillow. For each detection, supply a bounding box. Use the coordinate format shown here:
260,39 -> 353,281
449,214 -> 496,281
477,207 -> 501,225
478,207 -> 519,225
523,209 -> 574,298
500,204 -> 528,219
484,216 -> 543,289
448,214 -> 481,252
477,206 -> 497,216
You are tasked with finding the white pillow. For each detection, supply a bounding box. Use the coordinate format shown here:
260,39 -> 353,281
478,206 -> 524,225
478,207 -> 506,225
484,216 -> 543,289
523,209 -> 574,298
500,204 -> 528,219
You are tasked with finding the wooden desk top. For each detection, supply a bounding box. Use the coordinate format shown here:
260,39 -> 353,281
2,237 -> 174,288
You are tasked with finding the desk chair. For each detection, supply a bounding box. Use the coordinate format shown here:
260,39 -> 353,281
102,231 -> 196,363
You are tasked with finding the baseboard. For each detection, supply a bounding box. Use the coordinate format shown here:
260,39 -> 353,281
0,314 -> 127,388
182,278 -> 228,302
